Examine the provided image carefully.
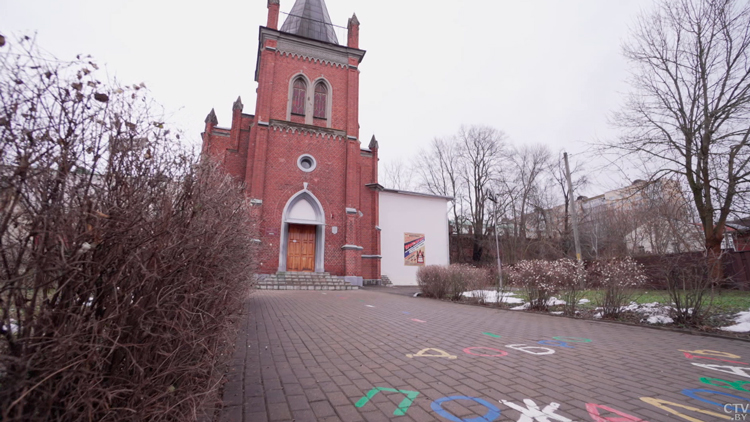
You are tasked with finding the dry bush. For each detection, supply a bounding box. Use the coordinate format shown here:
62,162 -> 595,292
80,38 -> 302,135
0,37 -> 256,421
417,265 -> 490,301
590,257 -> 647,319
662,258 -> 717,326
462,267 -> 493,304
417,266 -> 450,299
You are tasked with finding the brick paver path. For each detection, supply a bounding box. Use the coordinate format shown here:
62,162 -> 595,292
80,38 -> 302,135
219,289 -> 750,422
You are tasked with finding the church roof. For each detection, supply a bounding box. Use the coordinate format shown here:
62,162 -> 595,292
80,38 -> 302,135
279,0 -> 339,44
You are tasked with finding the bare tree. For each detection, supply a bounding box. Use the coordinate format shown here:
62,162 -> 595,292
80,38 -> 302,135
381,158 -> 416,191
613,0 -> 750,274
579,203 -> 634,259
632,179 -> 705,254
415,137 -> 465,233
549,151 -> 588,255
507,144 -> 552,240
414,126 -> 506,263
414,137 -> 468,261
457,126 -> 507,261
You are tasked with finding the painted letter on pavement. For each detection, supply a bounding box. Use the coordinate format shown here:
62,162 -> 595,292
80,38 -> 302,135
431,396 -> 501,422
640,397 -> 731,422
691,363 -> 750,379
500,399 -> 572,422
585,403 -> 648,422
405,348 -> 457,359
506,344 -> 555,355
355,387 -> 420,416
699,377 -> 750,392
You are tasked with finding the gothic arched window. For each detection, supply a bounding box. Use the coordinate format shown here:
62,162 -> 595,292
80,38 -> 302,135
291,78 -> 306,115
313,82 -> 327,119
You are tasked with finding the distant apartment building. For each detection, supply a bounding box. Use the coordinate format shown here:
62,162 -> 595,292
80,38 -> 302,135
526,179 -> 704,258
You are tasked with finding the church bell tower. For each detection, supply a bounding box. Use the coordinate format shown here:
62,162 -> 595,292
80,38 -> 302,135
201,0 -> 381,286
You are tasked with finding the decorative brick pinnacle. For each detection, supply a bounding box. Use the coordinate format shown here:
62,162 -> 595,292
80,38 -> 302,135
349,13 -> 360,27
233,96 -> 244,111
205,108 -> 218,125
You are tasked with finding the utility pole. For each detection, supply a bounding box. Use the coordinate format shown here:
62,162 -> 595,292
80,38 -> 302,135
486,190 -> 503,292
563,152 -> 582,268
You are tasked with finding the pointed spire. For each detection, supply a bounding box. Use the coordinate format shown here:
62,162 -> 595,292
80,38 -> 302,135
368,135 -> 378,150
205,108 -> 218,125
347,12 -> 360,48
280,0 -> 339,44
233,96 -> 244,111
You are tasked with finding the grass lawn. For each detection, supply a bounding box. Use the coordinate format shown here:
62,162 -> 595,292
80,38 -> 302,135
575,289 -> 750,314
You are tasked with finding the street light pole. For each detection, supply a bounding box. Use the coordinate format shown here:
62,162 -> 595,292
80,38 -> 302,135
563,152 -> 582,263
563,152 -> 584,289
487,191 -> 503,291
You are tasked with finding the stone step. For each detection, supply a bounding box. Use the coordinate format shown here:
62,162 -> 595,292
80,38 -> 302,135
260,277 -> 345,281
254,272 -> 358,290
271,277 -> 342,280
258,276 -> 343,280
256,282 -> 348,286
256,284 -> 359,290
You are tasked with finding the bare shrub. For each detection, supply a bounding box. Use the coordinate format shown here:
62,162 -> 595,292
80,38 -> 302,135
663,259 -> 716,326
462,267 -> 493,304
417,266 -> 450,299
485,265 -> 514,307
417,265 -> 490,301
591,257 -> 647,319
0,37 -> 256,421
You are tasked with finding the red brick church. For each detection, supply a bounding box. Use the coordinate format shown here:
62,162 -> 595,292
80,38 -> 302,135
202,0 -> 380,287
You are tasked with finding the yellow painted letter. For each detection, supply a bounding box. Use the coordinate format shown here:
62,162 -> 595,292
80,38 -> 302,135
640,397 -> 731,422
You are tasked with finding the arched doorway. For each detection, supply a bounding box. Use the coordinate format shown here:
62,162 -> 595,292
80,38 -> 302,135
278,189 -> 325,272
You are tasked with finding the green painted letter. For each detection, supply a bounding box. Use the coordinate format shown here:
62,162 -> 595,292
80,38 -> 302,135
355,387 -> 420,416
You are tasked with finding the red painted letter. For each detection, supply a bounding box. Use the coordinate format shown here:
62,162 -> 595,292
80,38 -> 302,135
586,403 -> 648,422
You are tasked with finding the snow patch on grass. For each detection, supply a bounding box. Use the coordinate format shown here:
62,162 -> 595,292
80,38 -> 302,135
720,309 -> 750,333
461,290 -> 525,304
647,315 -> 674,324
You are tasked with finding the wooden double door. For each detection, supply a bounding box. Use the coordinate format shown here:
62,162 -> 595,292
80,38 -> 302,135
287,224 -> 316,272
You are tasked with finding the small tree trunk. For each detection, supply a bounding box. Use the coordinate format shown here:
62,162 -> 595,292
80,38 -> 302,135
706,236 -> 724,281
472,233 -> 484,262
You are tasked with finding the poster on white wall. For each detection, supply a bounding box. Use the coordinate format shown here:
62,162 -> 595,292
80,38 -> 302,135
404,233 -> 425,266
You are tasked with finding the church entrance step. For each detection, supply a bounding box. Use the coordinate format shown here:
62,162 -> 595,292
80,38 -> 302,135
254,272 -> 359,290
256,284 -> 359,291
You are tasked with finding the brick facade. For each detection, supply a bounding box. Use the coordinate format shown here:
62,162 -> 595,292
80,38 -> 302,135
201,0 -> 380,283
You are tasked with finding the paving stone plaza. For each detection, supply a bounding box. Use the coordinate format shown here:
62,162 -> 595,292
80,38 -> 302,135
219,289 -> 750,422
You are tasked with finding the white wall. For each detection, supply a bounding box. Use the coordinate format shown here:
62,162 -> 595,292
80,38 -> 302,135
379,191 -> 450,285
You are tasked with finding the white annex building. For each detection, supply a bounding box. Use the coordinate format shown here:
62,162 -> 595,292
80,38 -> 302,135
376,188 -> 452,286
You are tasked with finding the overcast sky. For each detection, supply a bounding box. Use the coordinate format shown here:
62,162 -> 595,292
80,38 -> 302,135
1,0 -> 655,194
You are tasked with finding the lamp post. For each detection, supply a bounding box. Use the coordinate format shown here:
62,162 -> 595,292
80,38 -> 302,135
563,152 -> 582,263
486,190 -> 503,291
563,152 -> 584,289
